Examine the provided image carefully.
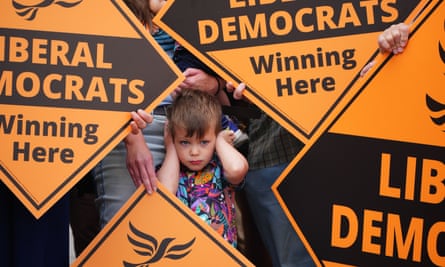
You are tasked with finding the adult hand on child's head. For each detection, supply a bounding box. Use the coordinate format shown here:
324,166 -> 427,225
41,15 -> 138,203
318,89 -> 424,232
177,68 -> 219,95
176,68 -> 231,106
130,109 -> 153,134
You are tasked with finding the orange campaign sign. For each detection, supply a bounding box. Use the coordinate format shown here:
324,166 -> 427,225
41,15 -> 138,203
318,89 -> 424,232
0,0 -> 183,218
154,0 -> 422,142
72,185 -> 254,267
154,0 -> 444,266
275,0 -> 445,266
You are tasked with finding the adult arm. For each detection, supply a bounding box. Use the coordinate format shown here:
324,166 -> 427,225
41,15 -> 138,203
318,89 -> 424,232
124,131 -> 157,194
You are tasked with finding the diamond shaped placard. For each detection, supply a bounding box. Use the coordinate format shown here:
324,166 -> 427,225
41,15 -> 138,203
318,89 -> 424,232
0,0 -> 183,218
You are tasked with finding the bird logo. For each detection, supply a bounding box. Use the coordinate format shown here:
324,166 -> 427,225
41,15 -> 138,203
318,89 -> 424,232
439,34 -> 445,76
13,0 -> 83,20
426,26 -> 445,132
123,222 -> 196,267
426,94 -> 445,132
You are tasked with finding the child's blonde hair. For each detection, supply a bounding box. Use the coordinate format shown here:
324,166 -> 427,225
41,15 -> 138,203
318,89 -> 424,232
168,89 -> 222,139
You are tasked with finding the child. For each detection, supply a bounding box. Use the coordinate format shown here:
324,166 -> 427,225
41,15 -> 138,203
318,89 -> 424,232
147,0 -> 249,147
157,89 -> 248,247
174,46 -> 249,147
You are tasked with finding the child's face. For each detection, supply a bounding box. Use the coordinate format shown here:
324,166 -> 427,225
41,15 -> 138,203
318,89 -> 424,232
173,125 -> 217,171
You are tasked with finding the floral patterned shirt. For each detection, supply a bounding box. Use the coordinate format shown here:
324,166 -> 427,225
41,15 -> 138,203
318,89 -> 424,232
176,156 -> 238,247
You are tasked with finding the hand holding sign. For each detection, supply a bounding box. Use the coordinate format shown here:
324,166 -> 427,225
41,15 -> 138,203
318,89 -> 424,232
378,22 -> 411,54
360,22 -> 411,77
130,109 -> 153,135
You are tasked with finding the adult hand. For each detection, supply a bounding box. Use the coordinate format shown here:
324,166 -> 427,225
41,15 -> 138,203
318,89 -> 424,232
176,68 -> 219,95
129,109 -> 153,135
361,23 -> 410,77
226,82 -> 246,100
124,133 -> 158,194
378,22 -> 410,54
174,68 -> 231,106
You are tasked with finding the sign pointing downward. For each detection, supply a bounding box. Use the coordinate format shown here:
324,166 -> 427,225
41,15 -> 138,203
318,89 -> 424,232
154,0 -> 420,141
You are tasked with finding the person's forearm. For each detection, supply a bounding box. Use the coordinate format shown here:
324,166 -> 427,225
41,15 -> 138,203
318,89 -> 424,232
124,129 -> 145,146
215,76 -> 231,106
216,139 -> 248,185
157,145 -> 180,194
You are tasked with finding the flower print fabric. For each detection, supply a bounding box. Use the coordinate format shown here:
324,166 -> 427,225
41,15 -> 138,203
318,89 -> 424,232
176,156 -> 237,247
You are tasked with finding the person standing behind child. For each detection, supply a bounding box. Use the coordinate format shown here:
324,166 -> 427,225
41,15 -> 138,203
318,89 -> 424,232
157,89 -> 248,247
223,22 -> 411,267
94,0 -> 228,230
130,22 -> 411,266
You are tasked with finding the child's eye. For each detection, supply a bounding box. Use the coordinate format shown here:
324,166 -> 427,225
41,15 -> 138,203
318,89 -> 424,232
179,140 -> 189,145
200,140 -> 209,145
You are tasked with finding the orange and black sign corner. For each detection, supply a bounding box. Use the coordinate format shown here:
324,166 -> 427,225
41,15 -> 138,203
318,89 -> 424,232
73,184 -> 254,267
117,0 -> 186,115
271,159 -> 321,267
1,145 -> 113,219
152,0 -> 175,22
1,172 -> 49,219
321,261 -> 358,267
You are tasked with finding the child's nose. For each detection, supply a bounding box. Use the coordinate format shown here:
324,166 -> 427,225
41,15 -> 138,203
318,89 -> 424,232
190,145 -> 199,155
